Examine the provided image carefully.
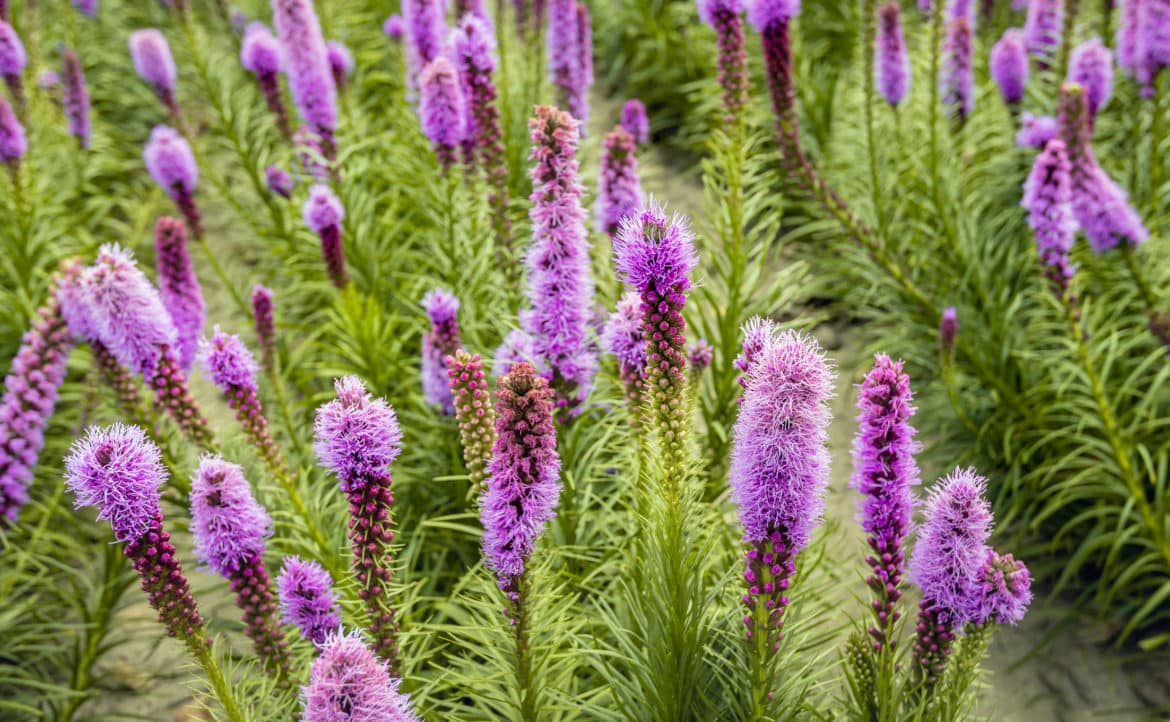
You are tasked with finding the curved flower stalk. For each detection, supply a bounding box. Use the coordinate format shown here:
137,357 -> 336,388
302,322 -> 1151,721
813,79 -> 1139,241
277,556 -> 342,645
265,164 -> 294,198
546,0 -> 580,116
595,124 -> 643,238
621,98 -> 650,144
241,23 -> 292,139
301,631 -> 420,721
61,47 -> 91,148
129,29 -> 181,122
1022,139 -> 1077,300
65,425 -> 245,722
271,0 -> 337,158
421,290 -> 461,414
1016,111 -> 1057,148
0,20 -> 26,115
875,2 -> 910,108
314,377 -> 404,672
154,217 -> 205,371
302,184 -> 349,288
326,40 -> 353,92
1022,0 -> 1062,66
418,56 -> 466,173
144,126 -> 204,239
990,28 -> 1028,109
0,266 -> 77,526
251,284 -> 277,374
0,92 -> 25,170
698,0 -> 748,123
1068,39 -> 1114,120
940,15 -> 974,124
730,326 -> 834,714
601,292 -> 647,431
446,350 -> 497,491
525,105 -> 597,413
190,456 -> 292,685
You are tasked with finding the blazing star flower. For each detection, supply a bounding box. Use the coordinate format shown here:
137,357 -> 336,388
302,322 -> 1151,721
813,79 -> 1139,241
418,56 -> 466,171
266,164 -> 294,197
39,70 -> 59,89
941,15 -> 974,121
939,306 -> 958,360
383,13 -> 405,38
190,455 -> 271,577
990,28 -> 1029,106
574,2 -> 593,125
271,0 -> 337,152
0,88 -> 25,165
251,285 -> 277,373
61,48 -> 91,148
0,20 -> 26,89
420,289 -> 461,414
688,339 -> 714,370
595,125 -> 644,237
494,327 -> 543,377
144,126 -> 204,237
547,0 -> 580,114
301,631 -> 420,721
1023,0 -> 1062,63
1016,112 -> 1057,148
621,98 -> 650,144
129,29 -> 179,116
294,125 -> 330,180
602,292 -> 647,427
198,326 -> 259,394
698,0 -> 748,122
447,350 -> 497,491
72,0 -> 97,17
749,0 -> 803,153
326,40 -> 353,90
242,22 -> 292,138
875,2 -> 911,107
278,556 -> 342,645
302,184 -> 349,287
1022,139 -> 1077,297
154,217 -> 205,371
403,0 -> 446,66
1134,0 -> 1170,95
734,315 -> 778,389
973,550 -> 1032,625
1116,0 -> 1143,73
1068,39 -> 1114,117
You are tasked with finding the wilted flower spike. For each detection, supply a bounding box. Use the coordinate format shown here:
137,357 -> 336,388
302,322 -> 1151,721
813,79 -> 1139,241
990,28 -> 1028,106
302,184 -> 349,287
419,56 -> 466,171
421,289 -> 461,414
301,631 -> 420,722
621,98 -> 649,144
595,124 -> 644,238
1022,139 -> 1077,297
875,2 -> 911,107
61,48 -> 91,148
129,29 -> 180,118
272,0 -> 337,152
1068,39 -> 1114,118
278,557 -> 342,644
154,217 -> 205,371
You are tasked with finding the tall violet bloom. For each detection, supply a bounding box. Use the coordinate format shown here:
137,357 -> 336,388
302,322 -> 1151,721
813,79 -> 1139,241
154,217 -> 205,371
383,14 -> 405,39
0,20 -> 25,113
1016,111 -> 1057,148
144,126 -> 203,238
73,0 -> 97,17
129,29 -> 180,120
277,556 -> 342,645
326,40 -> 354,91
65,425 -> 205,647
908,467 -> 993,688
613,200 -> 698,460
0,267 -> 76,526
601,291 -> 647,430
939,306 -> 958,361
547,0 -> 580,116
972,550 -> 1032,625
730,327 -> 833,660
1116,0 -> 1143,73
301,631 -> 420,722
0,92 -> 25,167
621,98 -> 650,144
61,48 -> 91,148
190,456 -> 291,683
314,377 -> 403,671
748,0 -> 801,130
403,0 -> 446,69
574,2 -> 593,126
1135,0 -> 1170,95
1068,39 -> 1114,119
1022,0 -> 1062,64
418,56 -> 466,172
990,28 -> 1029,108
302,184 -> 349,288
525,105 -> 597,412
265,164 -> 294,198
595,125 -> 644,238
698,0 -> 749,123
940,15 -> 974,122
851,354 -> 920,653
875,2 -> 911,107
421,289 -> 461,414
251,284 -> 277,374
1022,139 -> 1077,299
241,23 -> 292,139
446,350 -> 497,491
271,0 -> 338,156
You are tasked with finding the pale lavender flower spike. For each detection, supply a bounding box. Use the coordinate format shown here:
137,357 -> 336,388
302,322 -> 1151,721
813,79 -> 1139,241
198,326 -> 260,394
313,376 -> 402,491
129,29 -> 177,96
271,0 -> 338,150
301,631 -> 420,721
278,556 -> 342,644
990,28 -> 1029,106
144,125 -> 197,198
875,2 -> 911,107
190,455 -> 272,577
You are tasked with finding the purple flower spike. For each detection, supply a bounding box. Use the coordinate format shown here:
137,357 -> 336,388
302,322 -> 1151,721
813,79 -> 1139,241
64,423 -> 164,544
1116,0 -> 1142,73
154,217 -> 205,371
480,363 -> 561,592
747,0 -> 800,31
494,327 -> 543,377
421,289 -> 461,414
144,126 -> 203,238
602,292 -> 647,428
851,354 -> 920,651
39,70 -> 59,89
621,99 -> 649,144
0,20 -> 26,109
875,2 -> 911,107
699,0 -> 748,123
278,556 -> 342,645
190,456 -> 271,577
242,22 -> 292,138
547,0 -> 580,115
1016,112 -> 1057,148
939,306 -> 958,359
72,0 -> 97,17
302,184 -> 349,287
418,56 -> 466,172
1023,139 -> 1077,297
735,316 -> 779,387
940,16 -> 974,122
0,89 -> 25,165
974,550 -> 1032,625
61,48 -> 91,149
301,631 -> 420,722
1135,0 -> 1170,95
271,0 -> 337,155
129,29 -> 180,118
403,0 -> 446,67
383,14 -> 405,39
326,40 -> 354,91
688,339 -> 714,370
1068,39 -> 1114,117
266,164 -> 294,198
252,285 -> 277,373
613,199 -> 698,296
198,326 -> 259,394
990,28 -> 1029,106
595,124 -> 644,238
1023,0 -> 1062,64
574,2 -> 594,126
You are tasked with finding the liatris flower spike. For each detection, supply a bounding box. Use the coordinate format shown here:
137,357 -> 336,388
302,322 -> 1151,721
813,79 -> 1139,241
383,14 -> 405,39
421,289 -> 461,414
241,23 -> 292,138
734,316 -> 778,389
1133,0 -> 1170,97
144,126 -> 203,238
851,354 -> 920,652
1016,112 -> 1057,148
621,98 -> 649,144
278,556 -> 342,645
314,377 -> 403,670
875,2 -> 911,107
301,631 -> 420,721
61,48 -> 91,148
602,291 -> 647,429
272,0 -> 337,156
251,284 -> 277,374
0,92 -> 25,168
990,28 -> 1028,108
72,0 -> 97,17
547,0 -> 580,116
404,0 -> 446,68
190,456 -> 292,683
595,124 -> 644,238
697,0 -> 748,123
302,184 -> 349,288
418,56 -> 466,172
1023,0 -> 1062,64
446,350 -> 497,491
154,217 -> 205,371
1068,39 -> 1114,119
575,2 -> 594,125
266,164 -> 294,198
0,20 -> 26,112
688,339 -> 714,371
973,551 -> 1032,625
326,40 -> 354,91
1023,139 -> 1077,299
940,15 -> 974,123
129,29 -> 180,120
939,306 -> 957,362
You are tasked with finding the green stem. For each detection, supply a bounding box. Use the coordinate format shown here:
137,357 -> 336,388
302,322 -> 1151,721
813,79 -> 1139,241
192,642 -> 246,722
513,572 -> 537,722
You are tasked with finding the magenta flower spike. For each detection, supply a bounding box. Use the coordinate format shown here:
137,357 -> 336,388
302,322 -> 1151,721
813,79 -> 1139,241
190,455 -> 292,682
65,424 -> 205,647
1068,39 -> 1114,118
1135,0 -> 1170,95
0,20 -> 26,113
241,23 -> 292,139
973,550 -> 1032,625
525,105 -> 597,413
851,354 -> 920,653
908,467 -> 993,687
875,2 -> 910,108
0,90 -> 26,168
749,0 -> 802,155
403,0 -> 446,67
939,306 -> 958,360
446,350 -> 497,491
574,2 -> 593,126
154,217 -> 205,371
940,15 -> 974,123
383,14 -> 405,39
1022,0 -> 1062,64
602,291 -> 648,428
1022,139 -> 1077,298
251,284 -> 277,374
271,0 -> 338,157
418,56 -> 466,172
698,0 -> 748,124
129,29 -> 181,121
480,362 -> 561,597
302,184 -> 349,288
0,268 -> 77,526
326,40 -> 354,91
546,0 -> 580,115
1016,112 -> 1057,148
421,289 -> 461,414
301,631 -> 420,721
265,164 -> 294,198
990,28 -> 1028,107
278,556 -> 342,645
1116,0 -> 1143,73
313,376 -> 403,671
144,126 -> 204,239
595,125 -> 644,238
621,99 -> 650,145
730,326 -> 834,654
61,48 -> 91,149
